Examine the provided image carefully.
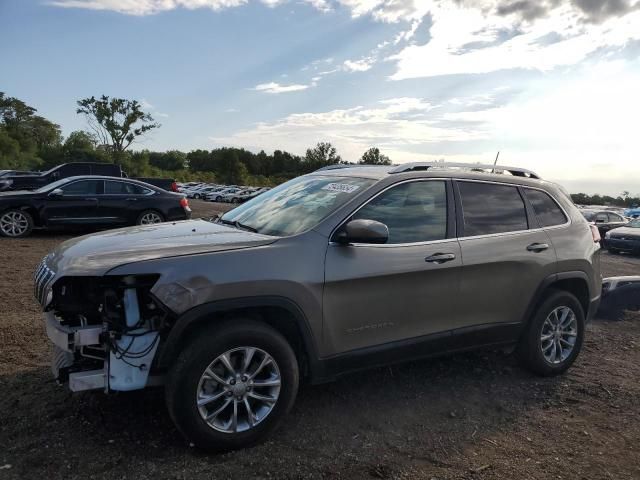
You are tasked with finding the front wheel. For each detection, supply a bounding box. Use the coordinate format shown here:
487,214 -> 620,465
165,320 -> 299,451
0,209 -> 34,238
517,290 -> 585,376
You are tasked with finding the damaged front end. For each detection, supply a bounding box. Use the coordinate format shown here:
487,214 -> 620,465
36,256 -> 171,392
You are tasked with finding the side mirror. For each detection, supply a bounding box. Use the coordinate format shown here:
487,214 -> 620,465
335,219 -> 389,245
595,218 -> 605,224
49,188 -> 63,197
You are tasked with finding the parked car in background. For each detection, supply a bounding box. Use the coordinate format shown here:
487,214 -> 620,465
0,162 -> 123,192
228,188 -> 270,203
0,176 -> 190,238
131,177 -> 178,192
624,206 -> 640,219
218,188 -> 254,203
206,187 -> 241,202
178,182 -> 203,193
0,162 -> 178,193
36,162 -> 601,450
604,218 -> 640,254
580,209 -> 628,238
189,185 -> 223,199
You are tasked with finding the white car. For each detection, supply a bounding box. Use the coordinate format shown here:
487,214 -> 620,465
206,188 -> 241,202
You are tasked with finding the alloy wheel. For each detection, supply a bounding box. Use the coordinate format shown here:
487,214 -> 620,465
540,306 -> 578,364
139,212 -> 163,225
196,347 -> 281,434
0,211 -> 29,237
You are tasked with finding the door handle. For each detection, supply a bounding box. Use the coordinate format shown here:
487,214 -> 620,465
126,197 -> 138,201
425,253 -> 456,264
527,243 -> 549,252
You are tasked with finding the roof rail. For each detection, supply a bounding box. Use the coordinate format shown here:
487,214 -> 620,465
388,162 -> 541,179
314,164 -> 361,172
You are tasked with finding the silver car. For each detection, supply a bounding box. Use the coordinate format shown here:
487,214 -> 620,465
35,162 -> 601,451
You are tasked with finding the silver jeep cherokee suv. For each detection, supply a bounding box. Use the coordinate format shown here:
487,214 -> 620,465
36,162 -> 601,450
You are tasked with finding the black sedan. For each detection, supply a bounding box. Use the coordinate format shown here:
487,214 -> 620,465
580,209 -> 628,238
605,218 -> 640,254
0,176 -> 191,238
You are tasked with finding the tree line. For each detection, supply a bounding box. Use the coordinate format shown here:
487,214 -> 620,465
0,93 -> 391,186
571,192 -> 640,209
3,92 -> 635,204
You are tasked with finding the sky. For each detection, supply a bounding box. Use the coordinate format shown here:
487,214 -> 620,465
1,0 -> 640,195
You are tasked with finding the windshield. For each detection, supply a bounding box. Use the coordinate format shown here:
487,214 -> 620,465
221,175 -> 375,236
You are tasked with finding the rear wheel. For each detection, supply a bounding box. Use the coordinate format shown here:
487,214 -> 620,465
0,209 -> 33,238
166,320 -> 299,451
136,210 -> 164,225
517,290 -> 584,376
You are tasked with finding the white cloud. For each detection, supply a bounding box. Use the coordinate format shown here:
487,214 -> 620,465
253,82 -> 311,93
49,0 -> 248,15
390,2 -> 640,79
140,98 -> 169,118
343,57 -> 374,72
211,97 -> 483,160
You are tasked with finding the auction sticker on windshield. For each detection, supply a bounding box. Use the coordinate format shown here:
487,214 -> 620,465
322,183 -> 361,194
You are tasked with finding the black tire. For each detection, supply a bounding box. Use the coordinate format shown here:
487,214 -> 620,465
165,320 -> 299,451
194,193 -> 201,199
0,209 -> 34,238
136,210 -> 164,225
516,290 -> 585,376
215,196 -> 222,202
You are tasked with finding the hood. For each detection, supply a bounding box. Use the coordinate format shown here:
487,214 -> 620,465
609,226 -> 640,238
46,219 -> 278,276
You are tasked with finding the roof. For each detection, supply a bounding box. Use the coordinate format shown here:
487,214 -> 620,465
309,162 -> 550,188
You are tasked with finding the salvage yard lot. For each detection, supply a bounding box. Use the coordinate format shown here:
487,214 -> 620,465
1,200 -> 639,480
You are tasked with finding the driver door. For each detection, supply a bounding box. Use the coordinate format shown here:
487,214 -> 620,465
43,179 -> 102,225
323,179 -> 462,356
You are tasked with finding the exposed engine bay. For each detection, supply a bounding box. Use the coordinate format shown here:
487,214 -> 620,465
45,273 -> 171,392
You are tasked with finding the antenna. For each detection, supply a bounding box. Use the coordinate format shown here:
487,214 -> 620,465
492,151 -> 500,173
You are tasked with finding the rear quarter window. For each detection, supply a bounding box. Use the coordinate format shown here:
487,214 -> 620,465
523,188 -> 568,227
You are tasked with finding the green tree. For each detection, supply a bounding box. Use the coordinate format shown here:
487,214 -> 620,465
359,147 -> 391,165
149,150 -> 187,171
305,142 -> 341,170
0,92 -> 62,169
218,149 -> 247,185
76,95 -> 160,161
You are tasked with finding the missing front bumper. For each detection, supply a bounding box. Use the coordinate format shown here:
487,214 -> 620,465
45,311 -> 102,352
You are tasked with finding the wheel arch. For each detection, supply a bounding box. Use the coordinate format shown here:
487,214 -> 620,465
525,272 -> 592,326
157,296 -> 322,381
1,205 -> 42,226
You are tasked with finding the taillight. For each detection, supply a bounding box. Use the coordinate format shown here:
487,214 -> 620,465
589,223 -> 601,243
180,197 -> 189,208
171,181 -> 178,192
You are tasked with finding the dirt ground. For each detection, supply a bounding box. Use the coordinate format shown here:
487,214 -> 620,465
1,201 -> 639,480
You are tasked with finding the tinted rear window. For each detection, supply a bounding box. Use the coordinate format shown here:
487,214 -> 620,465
105,181 -> 152,195
458,182 -> 528,236
524,188 -> 567,227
